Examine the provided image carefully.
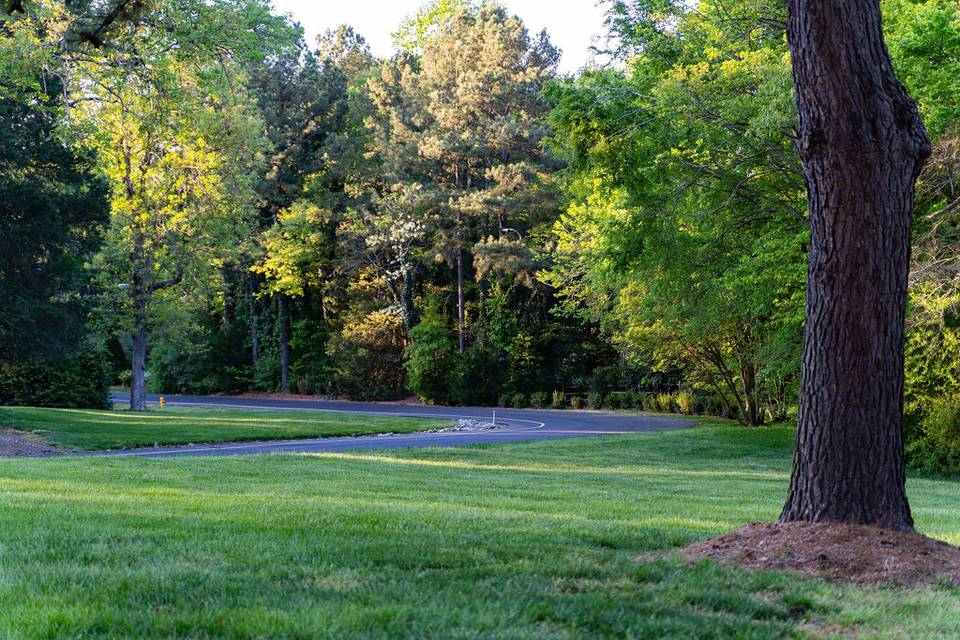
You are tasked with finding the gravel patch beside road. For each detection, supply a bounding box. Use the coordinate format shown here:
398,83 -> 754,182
0,430 -> 62,457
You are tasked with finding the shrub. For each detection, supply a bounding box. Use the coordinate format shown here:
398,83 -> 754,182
587,391 -> 603,410
604,393 -> 623,410
642,393 -> 659,412
675,390 -> 695,415
0,351 -> 111,409
331,311 -> 406,401
253,356 -> 281,393
551,390 -> 567,409
449,346 -> 501,407
403,311 -> 456,404
295,375 -> 319,396
510,392 -> 528,409
623,390 -> 643,409
530,391 -> 550,409
570,396 -> 584,410
907,397 -> 960,472
656,392 -> 674,413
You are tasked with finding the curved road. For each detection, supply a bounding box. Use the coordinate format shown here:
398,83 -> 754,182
106,394 -> 693,458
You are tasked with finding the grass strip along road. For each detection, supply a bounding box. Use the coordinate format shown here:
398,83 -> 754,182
0,406 -> 449,451
1,395 -> 694,455
2,423 -> 960,637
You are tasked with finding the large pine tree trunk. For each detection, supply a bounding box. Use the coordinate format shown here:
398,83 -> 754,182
780,0 -> 931,531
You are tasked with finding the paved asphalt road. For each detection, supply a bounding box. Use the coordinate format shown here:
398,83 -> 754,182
106,394 -> 694,458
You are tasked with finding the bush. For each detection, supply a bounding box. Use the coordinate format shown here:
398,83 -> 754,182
570,396 -> 584,410
253,356 -> 281,393
656,392 -> 674,413
551,391 -> 566,409
587,391 -> 603,410
449,345 -> 501,406
330,311 -> 406,401
294,375 -> 320,396
675,390 -> 695,415
623,390 -> 643,409
642,393 -> 659,412
907,397 -> 960,472
0,351 -> 111,409
604,393 -> 623,410
509,392 -> 528,409
530,391 -> 550,409
403,311 -> 456,404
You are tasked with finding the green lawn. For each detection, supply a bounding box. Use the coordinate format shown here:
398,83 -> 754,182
1,423 -> 960,638
0,406 -> 447,450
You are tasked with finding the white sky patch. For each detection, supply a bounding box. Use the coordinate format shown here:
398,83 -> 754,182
270,0 -> 609,74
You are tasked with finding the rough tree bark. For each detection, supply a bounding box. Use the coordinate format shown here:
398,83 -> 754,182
248,286 -> 260,371
780,0 -> 931,531
130,302 -> 148,412
456,210 -> 466,354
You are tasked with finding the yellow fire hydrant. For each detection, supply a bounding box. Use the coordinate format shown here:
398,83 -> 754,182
159,396 -> 166,409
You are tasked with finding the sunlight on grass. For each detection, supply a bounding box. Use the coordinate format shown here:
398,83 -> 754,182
312,451 -> 792,480
0,406 -> 446,450
0,424 -> 958,638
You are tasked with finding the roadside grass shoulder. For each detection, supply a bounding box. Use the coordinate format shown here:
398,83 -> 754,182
0,406 -> 447,450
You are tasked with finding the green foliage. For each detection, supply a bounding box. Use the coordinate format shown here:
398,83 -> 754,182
551,391 -> 567,410
642,394 -> 660,413
331,311 -> 407,401
570,396 -> 584,410
587,391 -> 603,410
8,0 -> 960,440
675,391 -> 695,416
544,0 -> 805,426
404,310 -> 456,404
656,393 -> 674,414
392,0 -> 481,53
449,345 -> 501,406
604,393 -> 623,410
509,392 -> 528,409
0,352 -> 111,410
906,396 -> 960,472
884,0 -> 960,139
148,301 -> 254,396
0,85 -> 107,361
530,391 -> 550,409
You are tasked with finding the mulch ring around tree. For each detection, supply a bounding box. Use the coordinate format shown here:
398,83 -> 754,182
678,522 -> 960,587
0,429 -> 62,457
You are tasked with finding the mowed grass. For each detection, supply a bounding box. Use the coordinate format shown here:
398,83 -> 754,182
2,424 -> 960,638
0,406 -> 447,450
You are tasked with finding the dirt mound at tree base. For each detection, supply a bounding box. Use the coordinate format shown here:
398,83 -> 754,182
681,522 -> 960,587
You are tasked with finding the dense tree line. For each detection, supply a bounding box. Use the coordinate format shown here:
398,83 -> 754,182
4,0 -> 960,471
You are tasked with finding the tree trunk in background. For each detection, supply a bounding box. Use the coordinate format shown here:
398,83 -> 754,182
278,294 -> 291,394
739,360 -> 759,427
401,268 -> 419,333
130,302 -> 148,412
250,295 -> 260,372
245,279 -> 260,372
456,209 -> 466,354
780,0 -> 931,531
